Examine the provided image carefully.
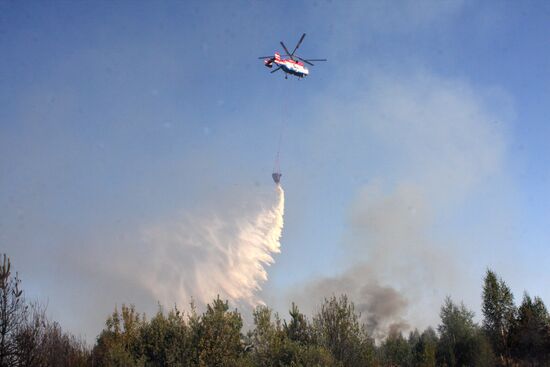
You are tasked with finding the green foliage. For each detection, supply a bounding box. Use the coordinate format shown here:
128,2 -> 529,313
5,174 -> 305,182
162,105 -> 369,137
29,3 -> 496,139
93,297 -> 245,367
92,304 -> 144,366
436,297 -> 483,367
482,269 -> 515,366
248,304 -> 338,366
249,305 -> 294,366
139,306 -> 192,366
7,252 -> 550,367
474,331 -> 497,367
284,302 -> 311,345
380,330 -> 412,366
435,297 -> 496,367
509,293 -> 550,365
296,344 -> 337,366
196,296 -> 244,366
410,328 -> 438,367
313,295 -> 375,366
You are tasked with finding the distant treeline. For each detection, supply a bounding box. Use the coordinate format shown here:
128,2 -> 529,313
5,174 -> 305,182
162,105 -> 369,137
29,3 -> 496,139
1,253 -> 549,367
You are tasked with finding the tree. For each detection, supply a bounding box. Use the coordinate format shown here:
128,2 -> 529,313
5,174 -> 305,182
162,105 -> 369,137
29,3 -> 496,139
139,305 -> 191,366
164,306 -> 193,365
249,303 -> 340,367
92,305 -> 143,366
482,269 -> 515,366
293,344 -> 336,367
313,295 -> 374,366
249,305 -> 294,366
437,297 -> 492,366
196,297 -> 244,367
13,301 -> 47,367
509,293 -> 550,365
0,254 -> 90,367
284,302 -> 311,346
0,254 -> 25,366
410,327 -> 437,367
36,321 -> 90,367
380,330 -> 412,366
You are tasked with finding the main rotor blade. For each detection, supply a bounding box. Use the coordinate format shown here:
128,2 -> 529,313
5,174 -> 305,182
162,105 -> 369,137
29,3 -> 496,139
296,56 -> 314,66
291,33 -> 306,56
280,42 -> 293,60
258,56 -> 273,59
303,58 -> 327,61
270,66 -> 282,73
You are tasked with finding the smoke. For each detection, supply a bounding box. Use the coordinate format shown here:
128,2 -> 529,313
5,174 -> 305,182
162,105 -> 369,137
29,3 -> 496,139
288,72 -> 511,341
300,265 -> 409,341
126,185 -> 285,308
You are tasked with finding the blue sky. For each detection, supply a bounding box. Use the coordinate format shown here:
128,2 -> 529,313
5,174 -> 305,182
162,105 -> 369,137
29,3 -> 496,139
1,0 -> 550,340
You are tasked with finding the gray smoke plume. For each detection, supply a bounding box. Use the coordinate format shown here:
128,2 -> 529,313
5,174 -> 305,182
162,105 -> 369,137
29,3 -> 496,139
302,266 -> 409,340
288,72 -> 510,340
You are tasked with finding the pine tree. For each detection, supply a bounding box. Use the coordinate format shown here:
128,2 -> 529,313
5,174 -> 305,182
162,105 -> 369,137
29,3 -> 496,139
284,302 -> 310,345
509,293 -> 550,365
197,296 -> 243,366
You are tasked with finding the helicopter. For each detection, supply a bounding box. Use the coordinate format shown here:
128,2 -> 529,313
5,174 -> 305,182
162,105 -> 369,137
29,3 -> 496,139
258,33 -> 326,79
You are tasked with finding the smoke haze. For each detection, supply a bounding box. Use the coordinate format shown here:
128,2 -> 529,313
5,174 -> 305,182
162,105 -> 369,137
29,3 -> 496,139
287,73 -> 512,340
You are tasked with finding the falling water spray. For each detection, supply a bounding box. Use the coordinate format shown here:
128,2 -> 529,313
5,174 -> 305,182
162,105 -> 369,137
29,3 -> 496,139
136,185 -> 285,308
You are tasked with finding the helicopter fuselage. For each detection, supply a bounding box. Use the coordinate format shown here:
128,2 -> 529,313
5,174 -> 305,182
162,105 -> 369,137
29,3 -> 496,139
265,53 -> 309,78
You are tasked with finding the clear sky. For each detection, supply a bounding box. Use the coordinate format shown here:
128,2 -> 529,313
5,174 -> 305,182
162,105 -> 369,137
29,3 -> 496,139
1,0 -> 550,341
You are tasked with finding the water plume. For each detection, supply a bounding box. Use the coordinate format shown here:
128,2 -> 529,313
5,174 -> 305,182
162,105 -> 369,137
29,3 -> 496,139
134,185 -> 285,308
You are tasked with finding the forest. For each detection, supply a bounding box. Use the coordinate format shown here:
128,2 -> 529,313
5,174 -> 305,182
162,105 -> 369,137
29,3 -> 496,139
1,253 -> 549,367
